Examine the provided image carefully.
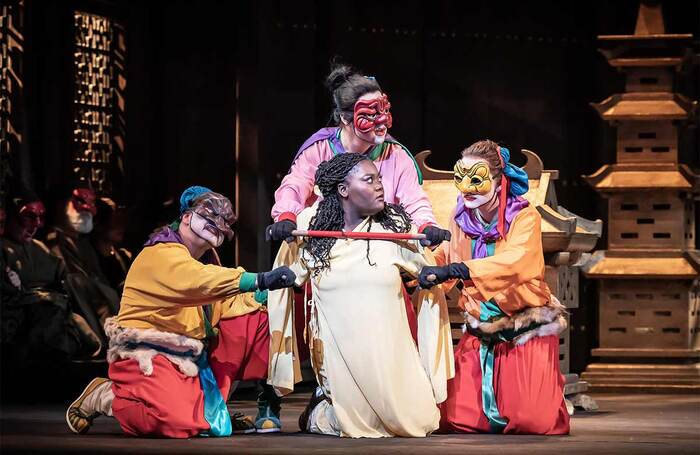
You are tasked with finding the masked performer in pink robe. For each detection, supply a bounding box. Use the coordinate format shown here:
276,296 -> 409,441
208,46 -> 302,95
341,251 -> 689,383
268,61 -> 448,244
420,140 -> 570,435
267,61 -> 451,345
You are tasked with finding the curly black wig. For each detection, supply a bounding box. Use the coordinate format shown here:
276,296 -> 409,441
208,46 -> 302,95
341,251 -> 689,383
306,153 -> 412,275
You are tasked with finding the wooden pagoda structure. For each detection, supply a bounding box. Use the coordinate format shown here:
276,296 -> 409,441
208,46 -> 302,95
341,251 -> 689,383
581,2 -> 700,392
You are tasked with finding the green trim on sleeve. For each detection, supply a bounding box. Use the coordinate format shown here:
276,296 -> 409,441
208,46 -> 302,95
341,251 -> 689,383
239,272 -> 258,292
254,289 -> 269,304
335,128 -> 423,185
385,139 -> 423,185
329,129 -> 341,155
368,141 -> 388,161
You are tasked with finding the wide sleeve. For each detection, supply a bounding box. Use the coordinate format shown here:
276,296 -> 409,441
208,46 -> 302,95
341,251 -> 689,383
128,244 -> 253,308
266,240 -> 309,396
211,292 -> 263,325
394,234 -> 429,277
432,215 -> 469,294
463,207 -> 551,315
271,144 -> 324,222
396,240 -> 455,403
433,214 -> 465,266
30,239 -> 67,286
392,146 -> 438,228
433,243 -> 449,267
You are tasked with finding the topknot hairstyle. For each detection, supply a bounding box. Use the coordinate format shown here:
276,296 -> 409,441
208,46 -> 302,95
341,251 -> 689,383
325,58 -> 382,126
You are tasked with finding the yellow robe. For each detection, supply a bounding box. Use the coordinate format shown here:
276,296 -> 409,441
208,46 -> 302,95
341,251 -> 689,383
118,242 -> 261,339
268,206 -> 454,438
435,205 -> 551,319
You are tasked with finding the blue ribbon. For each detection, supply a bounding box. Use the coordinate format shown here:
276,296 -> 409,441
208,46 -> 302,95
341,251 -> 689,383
470,235 -> 550,433
471,239 -> 509,433
478,301 -> 509,433
196,350 -> 232,437
499,147 -> 529,196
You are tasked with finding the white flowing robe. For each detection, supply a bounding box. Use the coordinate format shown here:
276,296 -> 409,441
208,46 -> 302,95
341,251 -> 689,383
267,206 -> 454,438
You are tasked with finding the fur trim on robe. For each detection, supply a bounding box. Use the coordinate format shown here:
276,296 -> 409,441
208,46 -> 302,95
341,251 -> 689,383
104,317 -> 204,377
464,295 -> 567,346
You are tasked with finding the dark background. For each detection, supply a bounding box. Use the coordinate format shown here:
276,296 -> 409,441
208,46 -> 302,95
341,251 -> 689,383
9,0 -> 700,374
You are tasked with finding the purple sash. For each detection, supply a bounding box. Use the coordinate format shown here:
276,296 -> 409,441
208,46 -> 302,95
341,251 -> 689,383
291,127 -> 397,163
144,226 -> 217,265
454,195 -> 529,259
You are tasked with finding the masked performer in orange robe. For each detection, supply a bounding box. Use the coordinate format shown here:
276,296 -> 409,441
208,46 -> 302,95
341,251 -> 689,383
420,140 -> 570,435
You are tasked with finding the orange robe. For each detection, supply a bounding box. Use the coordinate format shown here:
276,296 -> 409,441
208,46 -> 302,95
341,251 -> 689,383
435,205 -> 551,318
436,204 -> 570,435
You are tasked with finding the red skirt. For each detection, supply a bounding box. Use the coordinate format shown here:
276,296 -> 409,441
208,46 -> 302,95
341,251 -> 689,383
439,334 -> 570,435
109,310 -> 269,438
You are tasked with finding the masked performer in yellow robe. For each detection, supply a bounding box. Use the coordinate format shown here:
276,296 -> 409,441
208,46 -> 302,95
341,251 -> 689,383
66,187 -> 296,438
267,153 -> 454,438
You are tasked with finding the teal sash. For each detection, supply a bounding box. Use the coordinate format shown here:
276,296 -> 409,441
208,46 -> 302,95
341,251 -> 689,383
471,236 -> 509,433
470,229 -> 547,433
196,350 -> 232,437
477,301 -> 546,433
196,306 -> 232,437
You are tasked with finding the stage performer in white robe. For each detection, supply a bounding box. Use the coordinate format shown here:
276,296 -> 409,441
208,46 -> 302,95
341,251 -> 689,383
267,153 -> 454,438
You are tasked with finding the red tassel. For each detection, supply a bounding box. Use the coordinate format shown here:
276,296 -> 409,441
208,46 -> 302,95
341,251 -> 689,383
497,174 -> 508,238
496,147 -> 509,239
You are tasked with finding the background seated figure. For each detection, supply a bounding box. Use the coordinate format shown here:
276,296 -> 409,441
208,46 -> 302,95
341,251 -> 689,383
91,198 -> 132,294
0,188 -> 101,369
44,184 -> 120,348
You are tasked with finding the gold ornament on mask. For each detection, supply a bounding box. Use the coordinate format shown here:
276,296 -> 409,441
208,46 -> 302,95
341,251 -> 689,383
453,160 -> 493,195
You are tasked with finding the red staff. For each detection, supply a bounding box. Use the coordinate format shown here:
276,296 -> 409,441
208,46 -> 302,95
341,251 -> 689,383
291,229 -> 427,241
290,229 -> 437,282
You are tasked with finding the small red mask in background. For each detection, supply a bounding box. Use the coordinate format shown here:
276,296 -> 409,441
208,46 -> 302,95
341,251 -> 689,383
71,188 -> 97,215
19,201 -> 46,231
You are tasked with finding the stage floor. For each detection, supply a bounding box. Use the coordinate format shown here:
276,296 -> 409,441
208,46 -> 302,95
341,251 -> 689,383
1,392 -> 698,454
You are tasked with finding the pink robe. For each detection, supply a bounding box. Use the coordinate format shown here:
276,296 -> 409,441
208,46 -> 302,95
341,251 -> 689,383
272,128 -> 437,229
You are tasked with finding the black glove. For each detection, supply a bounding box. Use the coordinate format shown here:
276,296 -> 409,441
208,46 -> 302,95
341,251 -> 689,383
420,225 -> 452,247
265,220 -> 297,243
418,263 -> 470,289
257,266 -> 296,291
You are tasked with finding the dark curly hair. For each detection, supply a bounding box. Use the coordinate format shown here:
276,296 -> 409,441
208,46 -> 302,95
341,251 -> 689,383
306,153 -> 412,276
